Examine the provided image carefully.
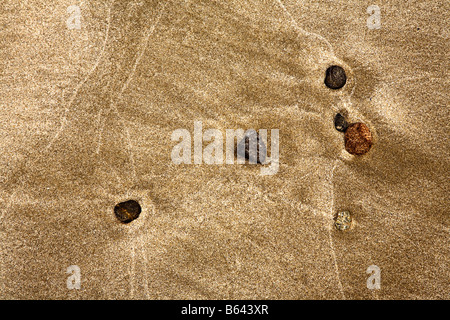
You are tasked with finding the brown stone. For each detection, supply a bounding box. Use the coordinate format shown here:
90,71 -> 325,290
114,200 -> 142,224
344,123 -> 373,155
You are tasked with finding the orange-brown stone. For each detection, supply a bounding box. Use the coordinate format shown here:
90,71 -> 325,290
344,123 -> 373,155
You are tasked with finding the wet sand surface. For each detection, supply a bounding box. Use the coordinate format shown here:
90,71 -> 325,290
0,0 -> 448,299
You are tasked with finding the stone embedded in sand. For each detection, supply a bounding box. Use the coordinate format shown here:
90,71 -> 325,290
334,113 -> 349,132
237,130 -> 266,164
344,122 -> 373,155
114,200 -> 141,224
325,65 -> 347,89
334,211 -> 352,231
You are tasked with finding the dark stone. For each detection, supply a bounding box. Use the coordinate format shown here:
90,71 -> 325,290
114,200 -> 141,224
334,113 -> 349,132
237,130 -> 266,164
324,65 -> 347,89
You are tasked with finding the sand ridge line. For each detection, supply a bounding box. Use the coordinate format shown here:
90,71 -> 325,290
274,0 -> 352,298
0,0 -> 113,232
326,159 -> 346,299
104,1 -> 168,186
46,1 -> 113,152
274,0 -> 335,56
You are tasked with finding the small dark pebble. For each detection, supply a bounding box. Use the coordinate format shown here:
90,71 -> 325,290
114,200 -> 141,224
334,113 -> 349,132
237,131 -> 266,164
325,65 -> 347,89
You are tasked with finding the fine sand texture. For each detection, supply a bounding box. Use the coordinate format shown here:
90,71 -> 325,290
0,0 -> 448,299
